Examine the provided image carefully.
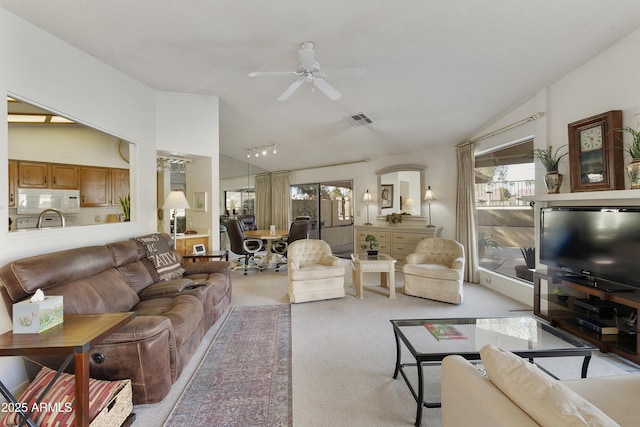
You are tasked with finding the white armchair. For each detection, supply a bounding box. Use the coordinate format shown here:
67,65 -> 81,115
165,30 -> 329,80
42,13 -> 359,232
402,238 -> 465,304
287,239 -> 345,303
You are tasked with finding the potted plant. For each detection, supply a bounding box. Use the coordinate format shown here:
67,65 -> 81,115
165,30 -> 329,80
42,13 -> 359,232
615,125 -> 640,189
533,145 -> 568,194
360,234 -> 380,255
552,286 -> 569,301
385,212 -> 403,225
119,193 -> 130,221
478,232 -> 498,257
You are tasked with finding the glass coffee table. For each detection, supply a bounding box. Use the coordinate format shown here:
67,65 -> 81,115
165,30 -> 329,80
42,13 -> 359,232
390,316 -> 596,427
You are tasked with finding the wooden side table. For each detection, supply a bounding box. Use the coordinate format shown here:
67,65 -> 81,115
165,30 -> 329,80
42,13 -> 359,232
182,250 -> 229,262
351,253 -> 397,299
0,313 -> 134,427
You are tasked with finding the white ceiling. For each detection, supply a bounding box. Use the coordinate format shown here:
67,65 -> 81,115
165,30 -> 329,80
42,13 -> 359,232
3,1 -> 640,175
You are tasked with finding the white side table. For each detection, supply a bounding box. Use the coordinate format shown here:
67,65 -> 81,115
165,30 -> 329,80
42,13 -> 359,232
351,252 -> 397,299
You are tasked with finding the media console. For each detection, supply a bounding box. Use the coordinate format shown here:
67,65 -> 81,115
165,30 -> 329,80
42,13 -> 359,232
534,268 -> 640,364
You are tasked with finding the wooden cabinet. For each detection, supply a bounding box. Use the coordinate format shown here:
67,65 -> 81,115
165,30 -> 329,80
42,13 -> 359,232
175,235 -> 210,256
110,168 -> 130,206
355,226 -> 442,266
80,166 -> 110,207
16,161 -> 79,189
50,163 -> 79,189
8,160 -> 16,208
534,269 -> 640,364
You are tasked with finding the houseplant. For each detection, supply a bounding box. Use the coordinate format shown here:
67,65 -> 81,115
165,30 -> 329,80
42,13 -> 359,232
119,193 -> 130,221
615,125 -> 640,188
386,212 -> 403,225
533,145 -> 568,194
360,234 -> 380,255
478,232 -> 498,257
552,286 -> 569,301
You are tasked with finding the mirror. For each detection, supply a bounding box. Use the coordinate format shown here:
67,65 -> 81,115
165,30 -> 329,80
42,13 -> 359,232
376,164 -> 426,219
7,96 -> 132,231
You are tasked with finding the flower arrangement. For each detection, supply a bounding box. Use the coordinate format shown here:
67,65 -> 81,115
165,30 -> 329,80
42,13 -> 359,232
386,212 -> 403,224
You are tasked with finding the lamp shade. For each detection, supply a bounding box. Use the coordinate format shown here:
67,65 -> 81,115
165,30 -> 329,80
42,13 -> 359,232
405,198 -> 414,207
362,190 -> 373,203
163,191 -> 191,210
424,186 -> 436,201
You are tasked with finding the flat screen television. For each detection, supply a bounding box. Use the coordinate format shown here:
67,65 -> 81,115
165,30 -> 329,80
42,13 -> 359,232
540,206 -> 640,290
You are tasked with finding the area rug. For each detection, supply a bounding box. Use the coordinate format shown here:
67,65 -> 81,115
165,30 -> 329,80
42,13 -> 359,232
164,305 -> 292,427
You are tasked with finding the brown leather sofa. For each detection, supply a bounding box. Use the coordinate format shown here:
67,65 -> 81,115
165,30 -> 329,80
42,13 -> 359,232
0,233 -> 231,404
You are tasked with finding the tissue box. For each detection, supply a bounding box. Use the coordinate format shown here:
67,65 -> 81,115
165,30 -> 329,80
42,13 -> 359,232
13,296 -> 63,334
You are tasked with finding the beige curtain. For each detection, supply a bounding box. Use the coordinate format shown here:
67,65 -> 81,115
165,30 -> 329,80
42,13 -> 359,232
271,171 -> 291,230
456,143 -> 480,283
254,173 -> 271,229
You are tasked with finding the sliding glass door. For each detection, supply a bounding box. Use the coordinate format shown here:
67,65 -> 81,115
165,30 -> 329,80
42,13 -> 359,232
290,180 -> 353,257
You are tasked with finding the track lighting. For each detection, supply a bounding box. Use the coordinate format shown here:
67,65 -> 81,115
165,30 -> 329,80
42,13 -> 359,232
245,144 -> 278,159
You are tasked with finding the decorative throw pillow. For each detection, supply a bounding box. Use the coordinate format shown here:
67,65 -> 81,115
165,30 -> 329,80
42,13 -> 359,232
134,234 -> 184,281
480,344 -> 619,427
1,366 -> 127,427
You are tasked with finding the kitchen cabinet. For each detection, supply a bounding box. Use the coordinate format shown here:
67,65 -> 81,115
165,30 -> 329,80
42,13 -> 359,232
8,160 -> 16,208
80,166 -> 110,207
175,235 -> 210,256
355,225 -> 442,266
16,161 -> 79,189
110,168 -> 130,206
50,163 -> 79,189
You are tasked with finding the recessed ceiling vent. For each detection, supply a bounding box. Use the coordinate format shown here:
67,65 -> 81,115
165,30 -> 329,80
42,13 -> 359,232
344,113 -> 373,126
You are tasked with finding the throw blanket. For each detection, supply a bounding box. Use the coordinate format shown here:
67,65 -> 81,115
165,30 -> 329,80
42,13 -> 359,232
135,234 -> 185,281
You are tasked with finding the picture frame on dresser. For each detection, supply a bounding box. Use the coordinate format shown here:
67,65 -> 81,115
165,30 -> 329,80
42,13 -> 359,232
380,185 -> 393,209
567,110 -> 624,192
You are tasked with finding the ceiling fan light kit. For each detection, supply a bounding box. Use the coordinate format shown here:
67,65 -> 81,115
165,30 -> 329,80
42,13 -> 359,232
249,41 -> 366,101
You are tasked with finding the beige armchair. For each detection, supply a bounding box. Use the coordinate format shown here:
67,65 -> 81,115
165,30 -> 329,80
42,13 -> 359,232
287,239 -> 345,303
402,238 -> 465,304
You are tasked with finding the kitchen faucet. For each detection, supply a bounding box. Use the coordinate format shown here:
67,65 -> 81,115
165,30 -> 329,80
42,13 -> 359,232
37,208 -> 66,229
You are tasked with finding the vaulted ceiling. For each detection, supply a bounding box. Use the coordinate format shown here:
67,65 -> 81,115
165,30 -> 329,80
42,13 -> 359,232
3,1 -> 640,175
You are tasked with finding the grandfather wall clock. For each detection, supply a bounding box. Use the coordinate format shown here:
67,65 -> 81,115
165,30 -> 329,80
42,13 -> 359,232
568,110 -> 624,192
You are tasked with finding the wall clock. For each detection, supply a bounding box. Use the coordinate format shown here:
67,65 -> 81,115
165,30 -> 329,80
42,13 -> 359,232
568,110 -> 624,192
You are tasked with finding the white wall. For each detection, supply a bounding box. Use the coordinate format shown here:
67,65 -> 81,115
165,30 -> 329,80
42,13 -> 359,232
471,28 -> 640,305
0,8 -> 220,392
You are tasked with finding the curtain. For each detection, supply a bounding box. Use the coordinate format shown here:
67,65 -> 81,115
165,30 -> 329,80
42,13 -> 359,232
271,171 -> 291,230
456,143 -> 480,283
254,173 -> 271,229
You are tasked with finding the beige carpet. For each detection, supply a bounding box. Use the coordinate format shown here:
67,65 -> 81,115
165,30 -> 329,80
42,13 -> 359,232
132,258 -> 640,426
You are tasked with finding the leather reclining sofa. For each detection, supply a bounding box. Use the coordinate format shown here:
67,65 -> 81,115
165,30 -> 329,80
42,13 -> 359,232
0,233 -> 231,405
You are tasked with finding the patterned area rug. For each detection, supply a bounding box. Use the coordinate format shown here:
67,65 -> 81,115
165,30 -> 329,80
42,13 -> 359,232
164,305 -> 292,426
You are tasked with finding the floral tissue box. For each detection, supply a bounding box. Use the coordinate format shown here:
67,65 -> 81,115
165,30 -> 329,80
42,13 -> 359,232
13,296 -> 63,334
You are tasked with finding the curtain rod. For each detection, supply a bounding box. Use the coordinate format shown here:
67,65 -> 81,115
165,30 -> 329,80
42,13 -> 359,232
287,158 -> 370,173
458,112 -> 545,147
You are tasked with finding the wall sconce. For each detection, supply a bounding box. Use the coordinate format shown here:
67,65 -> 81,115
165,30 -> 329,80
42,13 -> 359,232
424,186 -> 436,228
246,144 -> 277,158
362,190 -> 373,225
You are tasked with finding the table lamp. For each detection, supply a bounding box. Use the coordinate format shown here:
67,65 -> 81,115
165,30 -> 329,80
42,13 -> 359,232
424,186 -> 436,228
405,198 -> 414,215
163,191 -> 191,244
362,190 -> 373,225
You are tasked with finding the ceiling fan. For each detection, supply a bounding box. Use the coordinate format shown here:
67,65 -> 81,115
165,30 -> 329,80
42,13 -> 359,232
249,42 -> 366,101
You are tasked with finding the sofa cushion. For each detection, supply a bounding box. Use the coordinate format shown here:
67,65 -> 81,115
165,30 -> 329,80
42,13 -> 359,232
134,234 -> 184,281
480,344 -> 619,427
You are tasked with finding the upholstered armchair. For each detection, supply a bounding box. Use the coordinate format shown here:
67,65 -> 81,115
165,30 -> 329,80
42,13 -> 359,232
402,238 -> 465,304
287,239 -> 345,303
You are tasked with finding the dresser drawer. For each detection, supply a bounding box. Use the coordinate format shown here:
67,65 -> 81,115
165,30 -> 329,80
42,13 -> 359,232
392,243 -> 417,257
392,232 -> 426,245
356,230 -> 391,243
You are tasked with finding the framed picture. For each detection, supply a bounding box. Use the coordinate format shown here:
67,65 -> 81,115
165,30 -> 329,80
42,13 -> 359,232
194,192 -> 207,212
380,184 -> 393,209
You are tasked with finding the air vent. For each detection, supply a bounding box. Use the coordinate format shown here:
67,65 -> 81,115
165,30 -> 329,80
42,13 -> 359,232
344,113 -> 373,126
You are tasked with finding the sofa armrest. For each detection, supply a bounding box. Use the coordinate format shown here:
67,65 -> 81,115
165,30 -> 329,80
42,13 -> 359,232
181,261 -> 231,276
139,278 -> 193,300
441,355 -> 539,427
451,256 -> 465,270
320,254 -> 340,266
405,253 -> 427,264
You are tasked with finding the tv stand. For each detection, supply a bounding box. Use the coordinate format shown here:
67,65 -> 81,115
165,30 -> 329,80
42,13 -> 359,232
534,268 -> 640,364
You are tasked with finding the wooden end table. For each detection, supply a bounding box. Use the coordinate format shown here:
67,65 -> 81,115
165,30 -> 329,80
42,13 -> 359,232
0,313 -> 134,427
182,250 -> 229,262
351,253 -> 397,299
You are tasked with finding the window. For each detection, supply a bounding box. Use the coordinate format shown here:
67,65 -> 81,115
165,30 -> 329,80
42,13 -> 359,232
475,140 -> 535,282
225,189 -> 255,217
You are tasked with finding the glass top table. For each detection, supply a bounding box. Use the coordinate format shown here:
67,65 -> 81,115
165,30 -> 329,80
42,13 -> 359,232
390,316 -> 595,427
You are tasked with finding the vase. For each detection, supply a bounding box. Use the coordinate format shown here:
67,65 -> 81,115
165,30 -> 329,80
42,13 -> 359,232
626,159 -> 640,189
544,172 -> 563,194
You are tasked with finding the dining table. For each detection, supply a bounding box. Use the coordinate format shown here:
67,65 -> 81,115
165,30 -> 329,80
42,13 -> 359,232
243,228 -> 289,268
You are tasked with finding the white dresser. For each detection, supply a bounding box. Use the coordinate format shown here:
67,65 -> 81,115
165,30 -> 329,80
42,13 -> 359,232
355,225 -> 442,266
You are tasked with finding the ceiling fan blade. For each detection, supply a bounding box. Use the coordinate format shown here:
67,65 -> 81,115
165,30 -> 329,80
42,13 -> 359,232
249,71 -> 299,77
313,78 -> 341,101
278,79 -> 304,101
298,42 -> 315,72
322,67 -> 368,77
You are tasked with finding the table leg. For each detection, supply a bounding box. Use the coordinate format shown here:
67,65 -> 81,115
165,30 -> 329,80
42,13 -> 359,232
74,352 -> 90,427
381,271 -> 387,288
415,361 -> 425,427
581,355 -> 592,378
388,269 -> 396,299
393,330 -> 402,379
